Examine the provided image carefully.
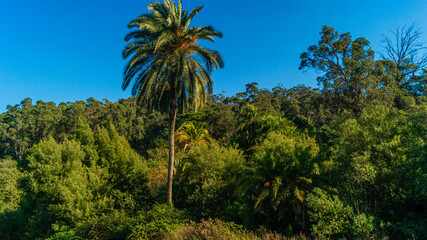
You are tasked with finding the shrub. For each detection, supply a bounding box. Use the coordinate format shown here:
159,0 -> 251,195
166,218 -> 309,240
174,145 -> 245,219
45,230 -> 77,240
242,132 -> 320,233
129,204 -> 188,240
306,188 -> 375,239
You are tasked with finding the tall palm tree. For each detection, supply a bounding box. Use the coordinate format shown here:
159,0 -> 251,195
122,0 -> 224,204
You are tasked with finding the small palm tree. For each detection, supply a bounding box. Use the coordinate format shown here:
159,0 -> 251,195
238,104 -> 263,147
122,0 -> 224,204
175,121 -> 213,152
249,133 -> 318,231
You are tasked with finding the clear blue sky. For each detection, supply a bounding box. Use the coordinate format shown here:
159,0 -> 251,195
1,0 -> 426,111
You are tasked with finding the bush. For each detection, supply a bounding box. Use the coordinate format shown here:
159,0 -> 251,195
306,188 -> 375,239
174,145 -> 245,219
45,230 -> 77,240
76,210 -> 133,240
241,131 -> 320,233
129,204 -> 188,240
166,218 -> 309,240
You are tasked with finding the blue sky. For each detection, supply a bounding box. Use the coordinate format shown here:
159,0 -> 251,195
0,0 -> 426,111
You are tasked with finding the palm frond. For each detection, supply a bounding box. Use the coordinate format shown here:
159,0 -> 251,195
122,0 -> 223,113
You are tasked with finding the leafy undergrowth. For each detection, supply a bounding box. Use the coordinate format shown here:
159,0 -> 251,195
46,204 -> 308,240
165,218 -> 309,240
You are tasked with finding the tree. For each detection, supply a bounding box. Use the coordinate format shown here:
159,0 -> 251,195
237,104 -> 294,149
174,145 -> 245,219
237,104 -> 263,148
175,121 -> 212,152
246,132 -> 320,233
382,23 -> 427,95
306,188 -> 375,239
299,26 -> 393,115
1,121 -> 151,239
0,158 -> 22,214
122,0 -> 224,204
273,85 -> 327,128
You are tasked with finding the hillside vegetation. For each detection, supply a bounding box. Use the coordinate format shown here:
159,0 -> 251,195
0,1 -> 426,239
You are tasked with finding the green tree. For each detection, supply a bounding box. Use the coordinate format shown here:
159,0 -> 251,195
326,103 -> 427,239
306,188 -> 375,239
244,132 -> 320,233
122,0 -> 224,204
0,120 -> 151,239
0,98 -> 62,160
175,122 -> 212,152
174,145 -> 245,219
299,26 -> 396,115
0,158 -> 22,214
237,104 -> 294,149
0,98 -> 36,160
274,85 -> 328,128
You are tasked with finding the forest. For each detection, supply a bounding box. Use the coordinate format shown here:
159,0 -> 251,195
0,1 -> 426,239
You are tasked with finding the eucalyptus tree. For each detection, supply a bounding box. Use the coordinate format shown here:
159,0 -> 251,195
299,26 -> 395,115
382,24 -> 427,95
122,0 -> 224,204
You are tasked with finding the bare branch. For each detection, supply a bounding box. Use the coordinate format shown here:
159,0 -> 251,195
381,23 -> 427,93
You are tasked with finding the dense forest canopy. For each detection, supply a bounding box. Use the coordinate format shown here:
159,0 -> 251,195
0,1 -> 426,239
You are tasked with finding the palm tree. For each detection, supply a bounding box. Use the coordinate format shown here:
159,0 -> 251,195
238,104 -> 262,148
175,121 -> 213,152
122,0 -> 224,204
238,104 -> 288,149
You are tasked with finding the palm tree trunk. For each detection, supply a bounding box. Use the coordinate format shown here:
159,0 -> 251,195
167,80 -> 177,204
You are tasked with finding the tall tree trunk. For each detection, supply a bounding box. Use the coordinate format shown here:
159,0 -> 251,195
167,80 -> 177,204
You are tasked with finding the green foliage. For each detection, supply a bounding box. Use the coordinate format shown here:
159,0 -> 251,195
324,103 -> 427,239
237,104 -> 295,149
306,188 -> 375,239
300,26 -> 398,115
129,204 -> 188,240
203,99 -> 239,144
122,0 -> 224,205
93,122 -> 151,211
175,121 -> 213,152
241,131 -> 319,234
0,87 -> 424,239
175,145 -> 245,219
329,103 -> 426,209
0,158 -> 22,214
0,98 -> 62,160
382,24 -> 427,95
145,147 -> 169,197
0,121 -> 151,239
166,218 -> 309,240
45,230 -> 77,240
19,138 -> 104,238
76,210 -> 134,239
167,218 -> 250,240
274,85 -> 327,129
122,0 -> 224,112
0,97 -> 165,159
